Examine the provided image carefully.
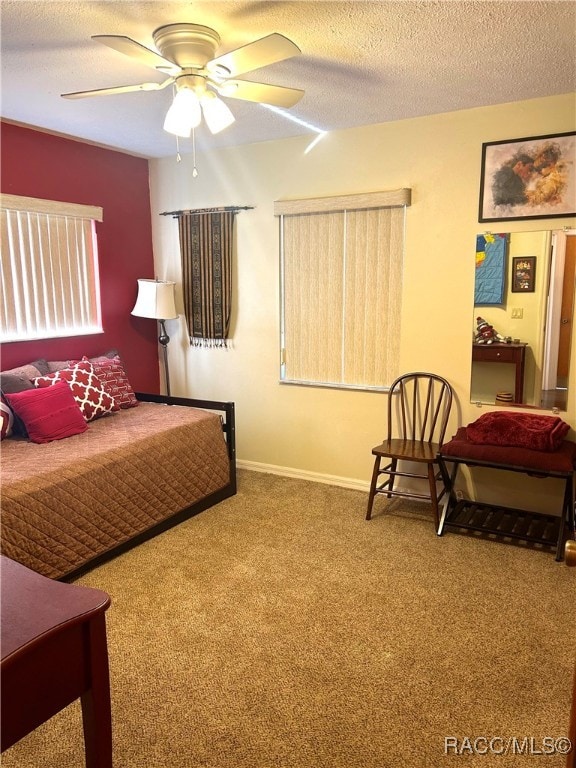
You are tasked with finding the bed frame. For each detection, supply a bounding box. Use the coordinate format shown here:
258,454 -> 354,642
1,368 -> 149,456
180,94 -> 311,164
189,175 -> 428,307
61,393 -> 237,582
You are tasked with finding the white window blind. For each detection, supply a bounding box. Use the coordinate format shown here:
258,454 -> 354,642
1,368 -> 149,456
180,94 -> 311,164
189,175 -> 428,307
0,194 -> 103,342
276,189 -> 410,390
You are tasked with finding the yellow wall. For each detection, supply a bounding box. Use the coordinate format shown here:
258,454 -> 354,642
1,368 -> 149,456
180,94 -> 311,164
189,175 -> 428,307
149,92 -> 576,511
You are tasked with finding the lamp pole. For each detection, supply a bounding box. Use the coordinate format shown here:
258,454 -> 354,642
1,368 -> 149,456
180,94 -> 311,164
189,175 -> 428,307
158,319 -> 171,397
131,279 -> 178,399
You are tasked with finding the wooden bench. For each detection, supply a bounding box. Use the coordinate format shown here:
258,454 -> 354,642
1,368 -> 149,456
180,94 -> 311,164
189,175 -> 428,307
437,428 -> 576,561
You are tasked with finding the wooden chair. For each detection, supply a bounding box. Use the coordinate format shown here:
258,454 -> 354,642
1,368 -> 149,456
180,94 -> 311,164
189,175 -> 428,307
366,372 -> 453,528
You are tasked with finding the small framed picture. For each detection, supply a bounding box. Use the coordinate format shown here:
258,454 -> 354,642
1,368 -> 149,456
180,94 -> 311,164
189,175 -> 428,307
511,256 -> 536,293
478,131 -> 576,222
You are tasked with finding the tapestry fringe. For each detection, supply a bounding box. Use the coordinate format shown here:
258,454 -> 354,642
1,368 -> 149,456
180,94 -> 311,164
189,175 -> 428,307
190,337 -> 229,348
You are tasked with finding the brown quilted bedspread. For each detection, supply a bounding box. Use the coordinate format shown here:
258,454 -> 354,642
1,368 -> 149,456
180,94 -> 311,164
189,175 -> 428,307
1,403 -> 231,579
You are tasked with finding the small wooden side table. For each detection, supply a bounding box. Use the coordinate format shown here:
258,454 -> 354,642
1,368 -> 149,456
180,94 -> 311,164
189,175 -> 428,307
472,342 -> 527,403
1,556 -> 112,767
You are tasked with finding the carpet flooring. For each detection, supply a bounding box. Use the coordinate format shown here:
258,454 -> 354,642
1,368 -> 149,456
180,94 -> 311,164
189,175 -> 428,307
3,470 -> 575,768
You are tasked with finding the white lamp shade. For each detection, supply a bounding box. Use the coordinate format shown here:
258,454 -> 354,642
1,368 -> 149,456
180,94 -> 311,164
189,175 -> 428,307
201,92 -> 235,134
131,279 -> 178,320
163,88 -> 202,137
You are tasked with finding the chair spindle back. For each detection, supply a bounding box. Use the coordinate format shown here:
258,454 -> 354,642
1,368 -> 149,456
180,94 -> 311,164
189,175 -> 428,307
386,372 -> 453,445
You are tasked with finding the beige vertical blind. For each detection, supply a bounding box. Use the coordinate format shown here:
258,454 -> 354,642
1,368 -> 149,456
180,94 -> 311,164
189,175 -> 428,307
277,189 -> 410,390
0,195 -> 103,342
282,211 -> 344,384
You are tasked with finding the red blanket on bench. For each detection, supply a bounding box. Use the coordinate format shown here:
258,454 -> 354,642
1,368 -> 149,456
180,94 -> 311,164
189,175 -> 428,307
466,411 -> 570,452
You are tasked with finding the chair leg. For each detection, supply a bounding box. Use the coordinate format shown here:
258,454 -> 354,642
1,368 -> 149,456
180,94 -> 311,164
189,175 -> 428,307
427,462 -> 440,530
366,456 -> 381,520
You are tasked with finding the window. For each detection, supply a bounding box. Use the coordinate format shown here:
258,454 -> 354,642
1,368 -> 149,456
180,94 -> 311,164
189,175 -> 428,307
0,194 -> 103,342
276,188 -> 411,390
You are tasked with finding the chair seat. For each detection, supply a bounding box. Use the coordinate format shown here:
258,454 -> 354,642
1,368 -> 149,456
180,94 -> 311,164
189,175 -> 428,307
372,439 -> 440,463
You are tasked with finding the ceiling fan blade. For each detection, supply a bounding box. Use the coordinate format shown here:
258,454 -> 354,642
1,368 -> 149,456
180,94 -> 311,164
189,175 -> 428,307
221,80 -> 304,108
93,35 -> 179,73
208,33 -> 300,77
61,79 -> 174,99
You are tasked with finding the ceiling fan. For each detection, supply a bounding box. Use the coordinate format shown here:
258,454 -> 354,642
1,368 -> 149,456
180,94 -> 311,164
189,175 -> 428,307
61,23 -> 305,136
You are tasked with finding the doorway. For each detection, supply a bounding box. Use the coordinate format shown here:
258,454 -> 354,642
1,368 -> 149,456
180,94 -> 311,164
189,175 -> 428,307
541,230 -> 575,409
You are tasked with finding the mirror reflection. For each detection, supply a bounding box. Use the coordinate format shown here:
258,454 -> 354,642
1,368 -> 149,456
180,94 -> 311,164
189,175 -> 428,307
471,229 -> 575,411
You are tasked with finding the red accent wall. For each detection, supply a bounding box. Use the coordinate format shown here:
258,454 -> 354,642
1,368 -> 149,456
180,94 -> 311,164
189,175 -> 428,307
0,121 -> 160,392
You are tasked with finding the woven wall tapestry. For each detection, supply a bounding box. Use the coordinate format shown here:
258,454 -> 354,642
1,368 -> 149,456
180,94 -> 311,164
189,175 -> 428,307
178,211 -> 235,347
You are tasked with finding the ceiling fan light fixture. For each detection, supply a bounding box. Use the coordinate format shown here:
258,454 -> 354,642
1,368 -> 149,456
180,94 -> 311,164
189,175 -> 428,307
163,87 -> 201,137
65,25 -> 304,142
200,91 -> 235,134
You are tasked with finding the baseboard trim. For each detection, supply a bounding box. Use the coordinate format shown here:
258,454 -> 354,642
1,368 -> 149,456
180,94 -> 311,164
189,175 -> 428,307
236,460 -> 370,493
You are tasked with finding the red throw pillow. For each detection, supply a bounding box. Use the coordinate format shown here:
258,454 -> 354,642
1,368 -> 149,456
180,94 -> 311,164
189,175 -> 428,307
33,361 -> 118,421
4,381 -> 88,444
79,355 -> 139,409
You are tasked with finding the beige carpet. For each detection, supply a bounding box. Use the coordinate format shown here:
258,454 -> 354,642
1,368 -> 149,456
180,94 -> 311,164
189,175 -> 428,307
3,470 -> 575,768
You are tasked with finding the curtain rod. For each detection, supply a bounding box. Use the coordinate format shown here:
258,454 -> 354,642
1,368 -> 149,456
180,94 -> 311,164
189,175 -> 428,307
160,206 -> 254,217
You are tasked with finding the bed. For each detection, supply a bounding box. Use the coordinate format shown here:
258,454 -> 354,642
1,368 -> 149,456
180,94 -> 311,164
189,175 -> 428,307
0,393 -> 236,580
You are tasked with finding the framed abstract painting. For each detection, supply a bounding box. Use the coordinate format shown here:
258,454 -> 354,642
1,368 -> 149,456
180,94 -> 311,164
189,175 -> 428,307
478,131 -> 576,222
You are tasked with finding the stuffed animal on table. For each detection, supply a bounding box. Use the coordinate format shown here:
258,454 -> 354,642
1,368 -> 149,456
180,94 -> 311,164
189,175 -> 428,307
474,316 -> 504,344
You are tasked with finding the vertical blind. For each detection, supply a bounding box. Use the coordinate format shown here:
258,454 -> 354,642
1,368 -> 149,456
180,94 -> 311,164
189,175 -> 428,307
0,195 -> 103,342
276,189 -> 410,390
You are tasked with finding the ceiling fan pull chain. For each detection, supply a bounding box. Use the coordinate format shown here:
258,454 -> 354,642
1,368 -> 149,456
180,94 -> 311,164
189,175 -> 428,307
168,83 -> 182,163
192,127 -> 198,177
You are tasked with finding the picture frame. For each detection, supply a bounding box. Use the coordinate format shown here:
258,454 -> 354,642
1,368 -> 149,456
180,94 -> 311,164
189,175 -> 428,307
511,256 -> 536,293
478,131 -> 576,222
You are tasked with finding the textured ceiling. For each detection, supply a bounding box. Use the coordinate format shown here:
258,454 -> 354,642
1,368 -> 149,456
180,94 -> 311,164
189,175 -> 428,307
1,0 -> 575,159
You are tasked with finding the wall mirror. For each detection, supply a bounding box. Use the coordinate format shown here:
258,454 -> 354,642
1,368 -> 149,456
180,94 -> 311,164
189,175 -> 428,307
470,228 -> 575,411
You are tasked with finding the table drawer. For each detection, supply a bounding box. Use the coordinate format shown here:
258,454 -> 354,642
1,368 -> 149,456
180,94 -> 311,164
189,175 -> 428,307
473,345 -> 518,363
